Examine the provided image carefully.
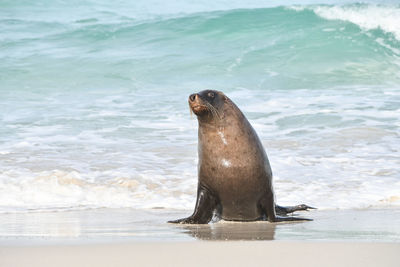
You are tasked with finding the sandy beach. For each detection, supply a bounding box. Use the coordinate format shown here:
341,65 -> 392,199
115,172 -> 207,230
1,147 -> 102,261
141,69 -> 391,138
1,241 -> 399,267
2,1 -> 400,266
0,208 -> 399,266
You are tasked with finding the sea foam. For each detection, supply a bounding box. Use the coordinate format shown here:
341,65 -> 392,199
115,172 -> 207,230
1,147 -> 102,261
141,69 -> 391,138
1,1 -> 399,213
311,4 -> 400,41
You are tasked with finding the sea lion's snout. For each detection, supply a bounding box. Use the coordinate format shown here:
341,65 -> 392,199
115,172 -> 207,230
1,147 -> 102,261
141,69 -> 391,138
188,93 -> 207,115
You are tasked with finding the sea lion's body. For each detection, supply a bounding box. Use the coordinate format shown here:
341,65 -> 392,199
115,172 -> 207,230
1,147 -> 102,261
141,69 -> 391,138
169,90 -> 313,224
198,100 -> 272,221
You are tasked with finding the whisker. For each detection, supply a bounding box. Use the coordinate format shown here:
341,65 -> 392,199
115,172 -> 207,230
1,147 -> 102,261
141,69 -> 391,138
189,103 -> 193,118
205,102 -> 218,119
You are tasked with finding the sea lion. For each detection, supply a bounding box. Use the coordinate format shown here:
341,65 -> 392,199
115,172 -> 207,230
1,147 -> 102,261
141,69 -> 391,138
169,90 -> 313,224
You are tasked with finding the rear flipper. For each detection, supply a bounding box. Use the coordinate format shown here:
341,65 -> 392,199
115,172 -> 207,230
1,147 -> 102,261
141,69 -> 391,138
275,204 -> 316,216
260,193 -> 314,222
273,215 -> 313,222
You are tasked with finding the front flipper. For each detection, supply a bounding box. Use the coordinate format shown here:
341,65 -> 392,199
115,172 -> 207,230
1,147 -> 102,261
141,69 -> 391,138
168,186 -> 218,224
275,204 -> 316,216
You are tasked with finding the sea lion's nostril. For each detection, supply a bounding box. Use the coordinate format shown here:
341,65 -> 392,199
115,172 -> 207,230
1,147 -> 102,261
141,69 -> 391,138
189,94 -> 196,102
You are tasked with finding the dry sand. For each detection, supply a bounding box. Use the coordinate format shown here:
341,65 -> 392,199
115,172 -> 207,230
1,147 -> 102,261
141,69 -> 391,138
1,241 -> 399,267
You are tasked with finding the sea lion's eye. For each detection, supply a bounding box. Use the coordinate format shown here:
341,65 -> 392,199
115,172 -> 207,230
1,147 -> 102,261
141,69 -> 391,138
208,92 -> 215,98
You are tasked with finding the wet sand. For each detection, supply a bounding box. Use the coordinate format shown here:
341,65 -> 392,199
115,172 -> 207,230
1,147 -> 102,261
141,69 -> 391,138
0,208 -> 399,266
0,208 -> 399,243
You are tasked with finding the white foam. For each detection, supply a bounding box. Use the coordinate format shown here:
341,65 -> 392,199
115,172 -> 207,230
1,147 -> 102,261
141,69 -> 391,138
0,169 -> 197,212
0,85 -> 399,213
311,4 -> 400,41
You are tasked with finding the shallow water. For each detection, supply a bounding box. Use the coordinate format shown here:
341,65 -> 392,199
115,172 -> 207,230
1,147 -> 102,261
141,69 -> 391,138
0,208 -> 399,243
0,0 -> 399,212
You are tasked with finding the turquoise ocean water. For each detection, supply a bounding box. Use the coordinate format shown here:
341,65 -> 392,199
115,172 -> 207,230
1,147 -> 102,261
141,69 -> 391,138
0,0 -> 399,213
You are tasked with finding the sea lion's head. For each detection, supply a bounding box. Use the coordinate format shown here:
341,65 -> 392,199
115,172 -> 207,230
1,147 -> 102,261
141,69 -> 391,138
188,90 -> 227,121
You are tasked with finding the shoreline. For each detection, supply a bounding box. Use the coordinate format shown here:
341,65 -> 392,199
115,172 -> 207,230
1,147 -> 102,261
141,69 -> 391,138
1,208 -> 399,266
0,208 -> 399,244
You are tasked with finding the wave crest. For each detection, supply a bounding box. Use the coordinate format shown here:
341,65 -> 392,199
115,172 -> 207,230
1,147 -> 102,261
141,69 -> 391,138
310,4 -> 400,41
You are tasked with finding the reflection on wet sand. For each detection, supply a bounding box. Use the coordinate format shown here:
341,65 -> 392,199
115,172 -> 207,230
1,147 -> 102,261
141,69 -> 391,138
177,221 -> 277,241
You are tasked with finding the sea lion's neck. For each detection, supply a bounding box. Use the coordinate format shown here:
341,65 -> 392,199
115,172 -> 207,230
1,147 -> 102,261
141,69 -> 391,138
198,119 -> 222,131
197,104 -> 245,130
